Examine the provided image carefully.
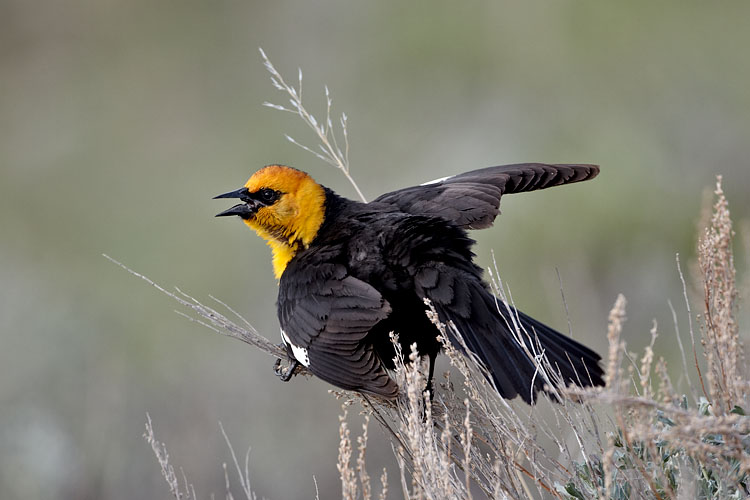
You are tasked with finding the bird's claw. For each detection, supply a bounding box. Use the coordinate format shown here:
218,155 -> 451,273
274,356 -> 299,382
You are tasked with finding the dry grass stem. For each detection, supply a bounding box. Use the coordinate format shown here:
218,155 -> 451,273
144,414 -> 258,500
258,48 -> 365,202
103,254 -> 311,380
219,422 -> 258,500
697,176 -> 746,413
337,410 -> 358,500
144,413 -> 194,500
604,294 -> 627,390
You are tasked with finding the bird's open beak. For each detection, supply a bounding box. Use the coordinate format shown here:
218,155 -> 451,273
214,187 -> 256,218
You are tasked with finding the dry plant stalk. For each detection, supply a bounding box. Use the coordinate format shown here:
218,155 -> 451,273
357,415 -> 373,500
337,410 -> 358,500
604,294 -> 627,390
697,176 -> 746,412
143,413 -> 197,500
103,254 -> 312,382
143,414 -> 259,500
259,47 -> 365,202
336,409 -> 388,500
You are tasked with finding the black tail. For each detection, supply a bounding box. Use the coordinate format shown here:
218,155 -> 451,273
436,287 -> 604,403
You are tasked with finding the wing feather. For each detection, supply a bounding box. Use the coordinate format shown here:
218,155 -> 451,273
374,163 -> 599,229
279,263 -> 398,398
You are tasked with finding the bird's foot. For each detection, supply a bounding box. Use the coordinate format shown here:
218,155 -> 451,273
273,357 -> 300,382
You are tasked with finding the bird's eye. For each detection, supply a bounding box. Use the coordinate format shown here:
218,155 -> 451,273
258,188 -> 279,204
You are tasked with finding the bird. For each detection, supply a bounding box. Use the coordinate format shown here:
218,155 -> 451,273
215,163 -> 604,402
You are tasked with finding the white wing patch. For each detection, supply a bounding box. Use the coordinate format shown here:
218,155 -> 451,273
280,328 -> 310,367
420,175 -> 452,186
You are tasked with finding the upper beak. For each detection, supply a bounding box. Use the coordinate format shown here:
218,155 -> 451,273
214,187 -> 254,218
213,187 -> 250,200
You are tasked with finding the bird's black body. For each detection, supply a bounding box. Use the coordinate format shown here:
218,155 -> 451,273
268,164 -> 605,401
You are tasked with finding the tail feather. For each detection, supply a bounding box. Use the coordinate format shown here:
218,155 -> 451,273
515,308 -> 605,389
436,288 -> 604,403
455,319 -> 538,400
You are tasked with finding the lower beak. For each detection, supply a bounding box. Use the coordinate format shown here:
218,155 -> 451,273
215,203 -> 254,218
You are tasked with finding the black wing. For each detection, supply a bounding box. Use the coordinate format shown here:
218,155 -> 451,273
373,163 -> 599,230
278,261 -> 398,398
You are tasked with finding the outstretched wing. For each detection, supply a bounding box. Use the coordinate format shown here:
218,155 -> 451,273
278,261 -> 398,398
374,163 -> 599,230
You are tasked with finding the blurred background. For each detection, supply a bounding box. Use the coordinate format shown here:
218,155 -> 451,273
2,1 -> 749,498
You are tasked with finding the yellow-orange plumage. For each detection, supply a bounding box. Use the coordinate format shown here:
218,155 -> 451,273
241,165 -> 326,278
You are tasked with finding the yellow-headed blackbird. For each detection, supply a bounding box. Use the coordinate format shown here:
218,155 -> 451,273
215,163 -> 604,402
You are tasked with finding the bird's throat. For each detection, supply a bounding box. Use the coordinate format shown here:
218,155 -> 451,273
244,221 -> 300,279
269,239 -> 298,279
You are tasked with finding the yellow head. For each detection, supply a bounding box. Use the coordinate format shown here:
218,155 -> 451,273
215,165 -> 326,279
